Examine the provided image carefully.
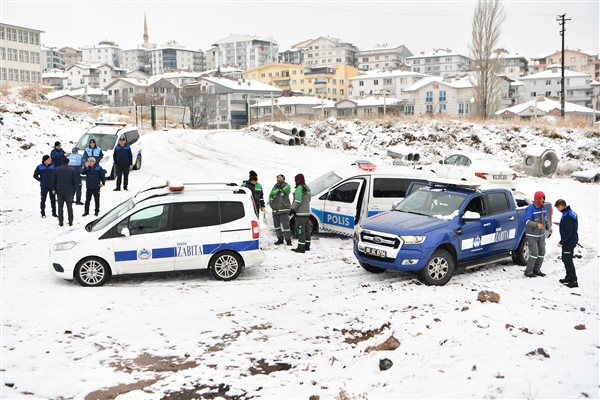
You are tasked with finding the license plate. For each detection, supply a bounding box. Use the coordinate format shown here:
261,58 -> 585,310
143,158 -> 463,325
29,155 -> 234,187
493,175 -> 507,180
365,246 -> 387,258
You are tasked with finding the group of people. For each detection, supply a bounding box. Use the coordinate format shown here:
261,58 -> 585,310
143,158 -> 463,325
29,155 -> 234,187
524,191 -> 580,288
241,170 -> 312,253
34,136 -> 133,227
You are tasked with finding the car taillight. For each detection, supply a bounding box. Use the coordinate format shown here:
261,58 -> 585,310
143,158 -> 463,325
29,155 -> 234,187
474,172 -> 488,180
512,173 -> 518,180
251,220 -> 259,239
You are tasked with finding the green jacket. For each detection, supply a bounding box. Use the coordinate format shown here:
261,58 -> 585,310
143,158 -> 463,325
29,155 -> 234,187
291,184 -> 311,216
269,181 -> 291,214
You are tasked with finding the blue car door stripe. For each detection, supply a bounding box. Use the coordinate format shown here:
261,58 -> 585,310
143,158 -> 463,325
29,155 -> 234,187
153,247 -> 176,259
115,250 -> 137,261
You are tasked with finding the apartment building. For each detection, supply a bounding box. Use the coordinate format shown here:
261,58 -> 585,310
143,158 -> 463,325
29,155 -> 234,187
64,63 -> 127,90
242,63 -> 359,102
356,44 -> 413,71
302,36 -> 358,67
278,49 -> 303,65
519,65 -> 593,108
82,44 -> 121,67
146,42 -> 204,75
41,46 -> 65,71
400,76 -> 476,116
530,49 -> 599,79
499,54 -> 529,80
1,23 -> 43,88
407,49 -> 470,77
59,47 -> 82,65
348,70 -> 428,98
207,34 -> 278,70
121,48 -> 151,74
42,68 -> 67,90
105,76 -> 178,107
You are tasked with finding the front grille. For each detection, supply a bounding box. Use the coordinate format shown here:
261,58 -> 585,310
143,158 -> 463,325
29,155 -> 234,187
361,231 -> 400,248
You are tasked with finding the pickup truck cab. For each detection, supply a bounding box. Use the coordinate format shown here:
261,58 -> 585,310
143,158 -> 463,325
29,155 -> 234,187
353,180 -> 548,285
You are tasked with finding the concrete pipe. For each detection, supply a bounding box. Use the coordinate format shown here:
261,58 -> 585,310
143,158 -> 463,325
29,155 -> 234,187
273,124 -> 298,136
297,129 -> 306,138
387,145 -> 419,162
294,137 -> 301,145
522,146 -> 559,177
271,131 -> 295,146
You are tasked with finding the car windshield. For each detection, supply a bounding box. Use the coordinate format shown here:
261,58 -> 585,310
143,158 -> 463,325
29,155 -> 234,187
395,189 -> 467,218
77,133 -> 118,151
89,198 -> 135,232
309,171 -> 343,195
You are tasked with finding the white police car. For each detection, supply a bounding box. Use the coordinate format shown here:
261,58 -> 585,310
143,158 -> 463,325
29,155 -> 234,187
50,183 -> 265,286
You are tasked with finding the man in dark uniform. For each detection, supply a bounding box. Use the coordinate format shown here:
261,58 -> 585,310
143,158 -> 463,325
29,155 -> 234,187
113,136 -> 133,191
555,199 -> 579,288
33,155 -> 57,218
52,158 -> 77,226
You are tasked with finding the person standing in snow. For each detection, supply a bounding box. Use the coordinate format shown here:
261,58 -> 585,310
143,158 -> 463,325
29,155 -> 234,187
33,155 -> 57,218
554,199 -> 579,288
82,138 -> 104,165
269,174 -> 292,245
52,158 -> 77,227
50,141 -> 70,167
82,157 -> 106,217
290,173 -> 312,253
523,191 -> 552,278
241,170 -> 265,216
113,136 -> 133,191
67,147 -> 84,205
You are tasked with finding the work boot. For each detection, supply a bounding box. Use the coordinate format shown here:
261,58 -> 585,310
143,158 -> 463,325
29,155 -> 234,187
52,211 -> 58,218
274,238 -> 284,245
534,271 -> 546,277
559,277 -> 570,284
94,211 -> 99,216
524,272 -> 536,278
113,188 -> 121,191
286,240 -> 292,246
291,245 -> 305,253
82,213 -> 89,217
305,244 -> 311,252
564,281 -> 578,288
41,210 -> 46,218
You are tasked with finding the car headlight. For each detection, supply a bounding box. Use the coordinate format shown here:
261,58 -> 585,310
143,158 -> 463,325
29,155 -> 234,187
53,241 -> 77,251
400,235 -> 426,244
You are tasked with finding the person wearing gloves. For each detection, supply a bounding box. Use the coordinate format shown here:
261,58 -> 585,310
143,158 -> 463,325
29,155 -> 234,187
33,155 -> 57,218
269,174 -> 292,245
523,191 -> 552,278
290,173 -> 312,253
81,157 -> 106,217
67,147 -> 84,205
241,170 -> 265,216
554,199 -> 579,288
82,139 -> 104,165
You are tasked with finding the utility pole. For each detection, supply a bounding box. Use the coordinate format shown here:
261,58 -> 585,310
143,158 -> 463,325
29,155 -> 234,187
556,13 -> 571,117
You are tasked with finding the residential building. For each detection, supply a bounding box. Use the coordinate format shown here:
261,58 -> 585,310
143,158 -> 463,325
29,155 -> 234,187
278,49 -> 303,65
120,48 -> 151,74
498,54 -> 529,80
104,76 -> 178,106
348,69 -> 428,98
0,23 -> 43,88
64,63 -> 127,90
251,96 -> 335,120
150,71 -> 201,88
407,49 -> 470,77
400,75 -> 476,117
46,93 -> 97,111
59,47 -> 82,65
42,68 -> 67,90
356,44 -> 413,71
530,49 -> 599,79
314,97 -> 400,118
519,65 -> 592,107
146,41 -> 204,75
82,44 -> 121,67
41,46 -> 65,71
207,34 -> 278,70
302,36 -> 358,67
182,77 -> 283,129
45,87 -> 108,106
496,97 -> 597,123
242,63 -> 359,102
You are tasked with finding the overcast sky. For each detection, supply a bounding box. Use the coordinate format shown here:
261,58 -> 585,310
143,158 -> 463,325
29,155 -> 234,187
3,1 -> 598,59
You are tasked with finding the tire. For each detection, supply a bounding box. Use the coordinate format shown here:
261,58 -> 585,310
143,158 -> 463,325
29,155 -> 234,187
75,257 -> 111,287
512,236 -> 529,266
417,249 -> 455,286
209,251 -> 243,281
133,154 -> 142,170
360,261 -> 386,274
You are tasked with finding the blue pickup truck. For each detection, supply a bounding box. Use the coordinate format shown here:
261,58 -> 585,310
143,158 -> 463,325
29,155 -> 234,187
353,181 -> 551,285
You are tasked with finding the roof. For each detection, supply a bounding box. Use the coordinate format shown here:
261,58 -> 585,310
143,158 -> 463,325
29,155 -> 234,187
253,96 -> 335,108
314,97 -> 399,109
0,22 -> 44,33
495,98 -> 595,115
520,67 -> 590,80
349,70 -> 427,80
46,87 -> 107,100
407,51 -> 469,59
213,34 -> 277,46
42,70 -> 68,79
358,44 -> 407,52
200,76 -> 283,93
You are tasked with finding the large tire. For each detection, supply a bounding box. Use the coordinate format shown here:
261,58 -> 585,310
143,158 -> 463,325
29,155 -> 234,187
209,251 -> 243,281
417,249 -> 455,286
75,257 -> 111,287
512,236 -> 529,266
133,154 -> 142,170
360,261 -> 386,274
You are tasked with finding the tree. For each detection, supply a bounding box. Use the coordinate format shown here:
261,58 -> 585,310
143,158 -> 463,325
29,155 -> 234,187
469,0 -> 506,118
179,85 -> 218,129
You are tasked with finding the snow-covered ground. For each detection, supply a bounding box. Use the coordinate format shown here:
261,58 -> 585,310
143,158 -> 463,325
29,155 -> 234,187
1,102 -> 599,399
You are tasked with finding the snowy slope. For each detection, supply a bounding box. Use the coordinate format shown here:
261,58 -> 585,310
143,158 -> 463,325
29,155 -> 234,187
1,102 -> 599,399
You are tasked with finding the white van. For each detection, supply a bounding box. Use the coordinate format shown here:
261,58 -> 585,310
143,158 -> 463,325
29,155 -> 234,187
50,183 -> 265,286
305,160 -> 435,236
76,122 -> 142,179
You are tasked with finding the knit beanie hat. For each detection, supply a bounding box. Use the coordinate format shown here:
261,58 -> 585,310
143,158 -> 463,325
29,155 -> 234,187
295,173 -> 305,185
533,191 -> 545,207
42,155 -> 50,163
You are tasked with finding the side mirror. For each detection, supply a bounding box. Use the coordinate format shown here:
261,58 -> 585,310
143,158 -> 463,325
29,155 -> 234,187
462,211 -> 481,221
392,200 -> 402,209
120,227 -> 131,237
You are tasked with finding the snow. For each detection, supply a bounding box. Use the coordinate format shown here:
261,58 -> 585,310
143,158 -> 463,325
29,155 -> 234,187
1,100 -> 599,399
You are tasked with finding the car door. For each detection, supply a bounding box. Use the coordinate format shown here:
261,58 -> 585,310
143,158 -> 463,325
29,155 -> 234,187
321,179 -> 365,235
485,191 -> 518,253
436,154 -> 460,179
457,195 -> 497,261
172,199 -> 221,271
113,204 -> 175,274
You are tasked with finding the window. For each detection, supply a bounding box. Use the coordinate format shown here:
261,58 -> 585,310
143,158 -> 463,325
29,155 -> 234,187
426,91 -> 433,102
426,104 -> 434,113
340,89 -> 344,95
439,91 -> 446,101
530,92 -> 536,97
220,201 -> 245,224
0,68 -> 6,81
117,205 -> 170,236
545,80 -> 551,85
18,30 -> 28,43
439,103 -> 446,113
125,130 -> 140,145
7,28 -> 17,41
373,178 -> 417,198
0,27 -> 4,40
327,181 -> 360,203
545,91 -> 551,96
20,70 -> 30,82
374,80 -> 379,85
404,105 -> 414,115
487,192 -> 510,215
464,196 -> 486,216
173,202 -> 220,230
9,68 -> 18,81
19,50 -> 29,63
0,48 -> 4,60
384,79 -> 392,85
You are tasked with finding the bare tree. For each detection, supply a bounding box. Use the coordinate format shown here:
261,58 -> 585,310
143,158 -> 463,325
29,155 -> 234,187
469,0 -> 506,118
179,86 -> 218,129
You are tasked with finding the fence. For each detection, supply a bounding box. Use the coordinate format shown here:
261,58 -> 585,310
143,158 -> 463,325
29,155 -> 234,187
100,105 -> 190,129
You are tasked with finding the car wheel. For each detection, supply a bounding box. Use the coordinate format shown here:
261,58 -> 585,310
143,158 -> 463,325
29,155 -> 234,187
209,251 -> 243,281
512,236 -> 529,266
75,257 -> 110,287
359,261 -> 386,274
417,249 -> 455,286
133,154 -> 142,170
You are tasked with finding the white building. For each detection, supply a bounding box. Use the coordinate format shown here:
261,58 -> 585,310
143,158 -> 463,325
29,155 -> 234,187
42,68 -> 67,90
1,23 -> 43,87
104,77 -> 178,106
120,48 -> 150,74
82,44 -> 121,67
64,63 -> 126,90
302,36 -> 358,67
356,44 -> 413,71
207,34 -> 278,71
499,54 -> 529,81
400,75 -> 476,116
407,49 -> 470,77
41,46 -> 65,71
146,42 -> 204,75
251,96 -> 334,119
519,65 -> 593,108
348,70 -> 428,98
314,97 -> 400,118
496,97 -> 597,122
